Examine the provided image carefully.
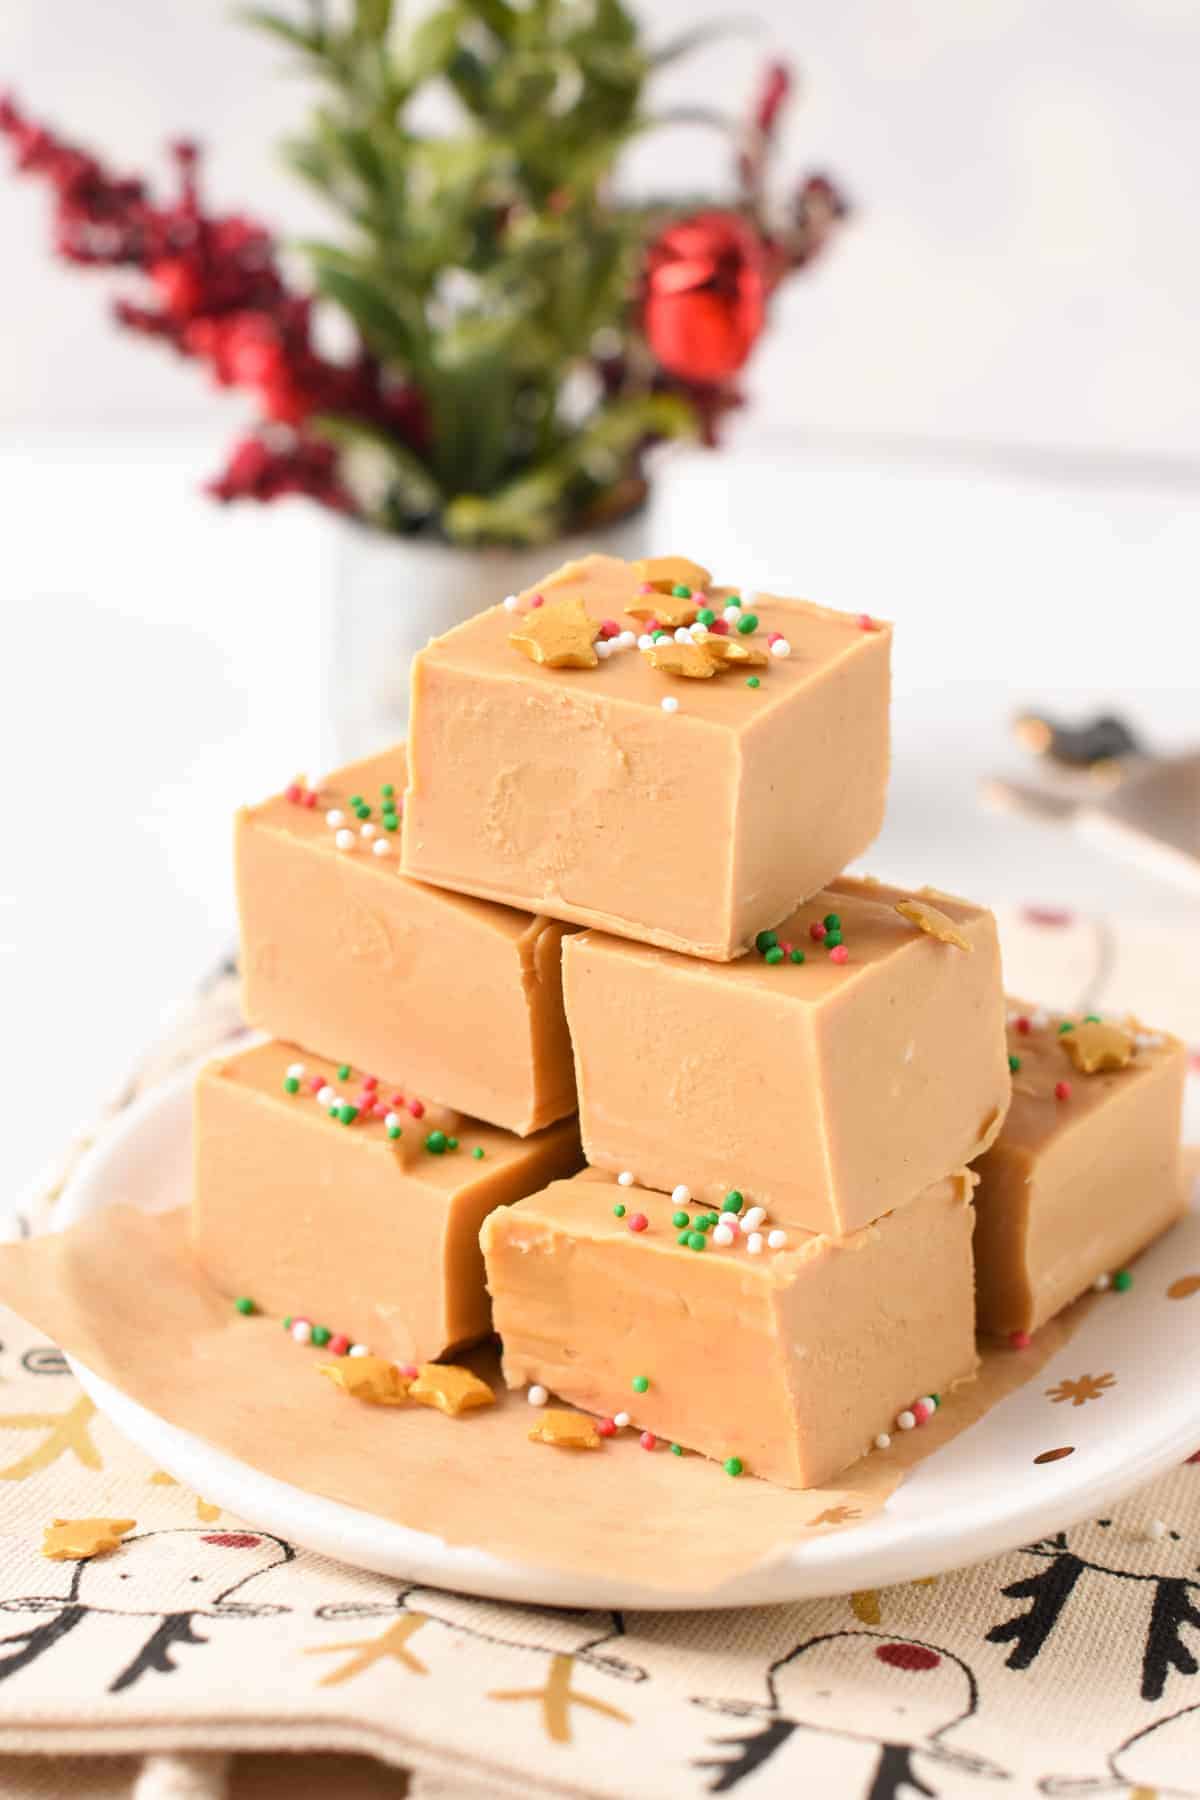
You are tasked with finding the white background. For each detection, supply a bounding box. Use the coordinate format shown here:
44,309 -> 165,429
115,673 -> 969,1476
1,2 -> 1198,1204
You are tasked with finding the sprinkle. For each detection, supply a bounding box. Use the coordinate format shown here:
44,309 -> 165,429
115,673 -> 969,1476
632,1375 -> 649,1393
409,1363 -> 495,1416
399,1363 -> 419,1380
408,1099 -> 425,1119
764,946 -> 785,965
671,1443 -> 684,1456
308,1075 -> 324,1093
755,930 -> 778,954
617,1170 -> 635,1188
746,676 -> 760,688
291,1320 -> 312,1345
912,1398 -> 934,1424
425,1130 -> 448,1154
669,1184 -> 691,1206
337,1065 -> 351,1081
502,593 -> 520,612
628,1212 -> 648,1234
825,930 -> 843,948
790,949 -> 805,964
724,1190 -> 744,1212
736,612 -> 759,635
741,1206 -> 766,1233
613,1203 -> 626,1218
1093,1272 -> 1111,1291
600,618 -> 620,638
672,1210 -> 689,1228
530,592 -> 544,608
709,618 -> 730,635
874,1433 -> 891,1450
283,1076 -> 300,1094
1015,1016 -> 1031,1034
446,1136 -> 458,1150
472,1146 -> 484,1159
697,607 -> 715,626
713,1224 -> 735,1246
673,626 -> 693,644
387,1126 -> 402,1141
1054,1080 -> 1071,1101
527,1384 -> 549,1407
613,1411 -> 631,1429
1058,1021 -> 1074,1034
311,1325 -> 331,1347
372,838 -> 390,857
830,945 -> 850,965
616,630 -> 636,650
234,1297 -> 256,1316
361,1074 -> 378,1092
724,1456 -> 743,1477
746,1232 -> 764,1255
598,1417 -> 617,1437
640,1431 -> 657,1451
858,613 -> 876,631
530,1410 -> 603,1449
1010,1330 -> 1032,1350
318,1358 -> 410,1406
316,1086 -> 335,1106
1009,1054 -> 1021,1073
349,1343 -> 370,1357
325,809 -> 345,827
335,828 -> 356,851
687,1232 -> 706,1252
661,696 -> 679,714
328,1334 -> 350,1356
896,1409 -> 916,1431
769,638 -> 791,659
810,921 -> 827,941
1113,1269 -> 1133,1292
286,1062 -> 305,1079
767,1229 -> 787,1249
637,633 -> 655,650
384,1112 -> 400,1130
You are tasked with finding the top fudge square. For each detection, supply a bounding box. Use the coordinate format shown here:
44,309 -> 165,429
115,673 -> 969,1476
402,554 -> 892,959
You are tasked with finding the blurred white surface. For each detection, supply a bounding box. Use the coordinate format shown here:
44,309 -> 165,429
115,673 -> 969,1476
2,430 -> 1198,1208
1,0 -> 1200,459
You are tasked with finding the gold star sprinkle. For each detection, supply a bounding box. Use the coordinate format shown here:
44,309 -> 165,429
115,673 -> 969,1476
408,1364 -> 495,1417
318,1357 -> 411,1406
626,593 -> 700,629
895,899 -> 973,952
642,640 -> 722,679
42,1517 -> 136,1562
528,1409 -> 603,1450
1061,1020 -> 1135,1074
509,597 -> 601,669
702,636 -> 769,669
633,555 -> 712,594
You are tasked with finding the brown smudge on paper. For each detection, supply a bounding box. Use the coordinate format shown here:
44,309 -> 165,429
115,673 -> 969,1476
509,597 -> 601,669
1061,1019 -> 1135,1074
42,1517 -> 135,1561
894,899 -> 973,953
0,1207 -> 1095,1597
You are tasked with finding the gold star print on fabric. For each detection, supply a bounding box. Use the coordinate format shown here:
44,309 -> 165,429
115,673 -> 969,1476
42,1517 -> 136,1561
318,1356 -> 411,1406
307,1614 -> 432,1685
0,1395 -> 103,1481
1060,1020 -> 1135,1074
509,597 -> 601,668
407,1363 -> 495,1417
489,1652 -> 631,1744
1046,1373 -> 1117,1407
894,899 -> 973,952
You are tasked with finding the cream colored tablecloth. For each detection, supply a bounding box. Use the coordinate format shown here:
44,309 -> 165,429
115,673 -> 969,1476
1,915 -> 1198,1800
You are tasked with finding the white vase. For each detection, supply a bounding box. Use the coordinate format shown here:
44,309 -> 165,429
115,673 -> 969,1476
320,511 -> 648,765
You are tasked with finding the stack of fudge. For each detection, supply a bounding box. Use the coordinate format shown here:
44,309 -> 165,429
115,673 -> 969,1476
192,554 -> 1187,1489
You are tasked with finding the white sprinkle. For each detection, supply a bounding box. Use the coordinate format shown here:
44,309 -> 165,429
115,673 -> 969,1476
918,1395 -> 936,1412
360,821 -> 376,839
384,1112 -> 400,1130
335,828 -> 356,851
290,1320 -> 312,1345
502,593 -> 520,612
722,604 -> 742,624
712,1224 -> 735,1247
372,838 -> 390,856
1093,1272 -> 1112,1291
718,1211 -> 740,1228
769,637 -> 791,658
613,1411 -> 630,1430
689,622 -> 709,642
874,1433 -> 891,1451
325,809 -> 345,828
767,1229 -> 787,1250
348,1343 -> 370,1358
617,1170 -> 635,1188
1144,1517 -> 1168,1540
1031,1007 -> 1050,1029
897,1409 -> 916,1431
674,626 -> 693,644
316,1086 -> 335,1107
616,630 -> 636,650
671,1184 -> 691,1205
595,639 -> 612,659
286,1062 -> 305,1080
740,1206 -> 766,1234
746,1231 -> 764,1255
661,696 -> 679,714
527,1384 -> 549,1407
637,633 -> 655,651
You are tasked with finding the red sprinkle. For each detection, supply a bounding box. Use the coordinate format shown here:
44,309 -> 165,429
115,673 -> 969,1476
912,1398 -> 934,1424
858,613 -> 876,631
628,1212 -> 649,1234
285,783 -> 303,804
1010,1330 -> 1032,1350
638,581 -> 656,595
1054,1080 -> 1072,1101
598,1417 -> 618,1438
708,618 -> 730,636
1016,1016 -> 1031,1034
810,922 -> 827,942
530,592 -> 544,608
389,1093 -> 405,1108
639,1431 -> 657,1451
600,618 -> 620,639
400,1363 -> 419,1380
780,941 -> 793,955
408,1099 -> 425,1119
361,1075 -> 378,1092
830,945 -> 850,965
328,1333 -> 350,1357
767,631 -> 783,646
308,1075 -> 324,1094
303,790 -> 318,808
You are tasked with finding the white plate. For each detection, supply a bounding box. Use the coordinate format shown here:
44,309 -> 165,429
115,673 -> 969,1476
52,1059 -> 1200,1610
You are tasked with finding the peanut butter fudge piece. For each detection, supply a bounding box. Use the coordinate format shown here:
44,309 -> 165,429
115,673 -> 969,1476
402,554 -> 892,960
973,1003 -> 1187,1337
192,1041 -> 582,1363
561,875 -> 1009,1236
482,1166 -> 978,1488
236,748 -> 576,1136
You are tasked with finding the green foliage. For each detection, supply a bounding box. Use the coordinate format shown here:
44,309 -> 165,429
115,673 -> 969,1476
245,0 -> 702,543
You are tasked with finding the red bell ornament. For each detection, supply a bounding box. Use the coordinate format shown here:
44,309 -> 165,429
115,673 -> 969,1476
643,211 -> 769,385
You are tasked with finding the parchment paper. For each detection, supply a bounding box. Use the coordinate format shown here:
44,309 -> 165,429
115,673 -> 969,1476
0,1205 -> 1087,1594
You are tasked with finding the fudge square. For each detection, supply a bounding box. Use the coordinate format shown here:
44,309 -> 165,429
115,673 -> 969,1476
481,1166 -> 978,1488
402,553 -> 892,960
561,875 -> 1010,1236
236,746 -> 577,1136
192,1041 -> 582,1363
973,1004 -> 1187,1337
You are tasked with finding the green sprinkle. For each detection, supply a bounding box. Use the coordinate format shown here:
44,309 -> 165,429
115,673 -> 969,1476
755,929 -> 778,954
234,1296 -> 256,1316
931,1394 -> 941,1406
823,913 -> 841,931
446,1136 -> 458,1150
1008,1054 -> 1021,1073
677,1231 -> 691,1247
694,1215 -> 711,1233
381,783 -> 395,798
425,1130 -> 448,1154
671,583 -> 692,598
311,1325 -> 331,1347
472,1146 -> 485,1160
1084,1013 -> 1101,1023
724,1190 -> 744,1212
723,1456 -> 744,1477
824,930 -> 843,949
697,607 -> 715,626
632,1375 -> 649,1394
383,812 -> 399,831
337,1064 -> 351,1081
765,946 -> 784,965
1058,1022 -> 1074,1035
614,1203 -> 627,1219
790,948 -> 805,964
687,1232 -> 707,1252
355,804 -> 371,821
726,594 -> 742,609
653,629 -> 670,641
1113,1269 -> 1133,1292
736,612 -> 759,635
670,1443 -> 684,1456
349,796 -> 363,808
672,1210 -> 689,1228
387,1125 -> 402,1141
337,1103 -> 358,1125
283,1315 -> 292,1330
283,1076 -> 300,1094
746,676 -> 760,689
